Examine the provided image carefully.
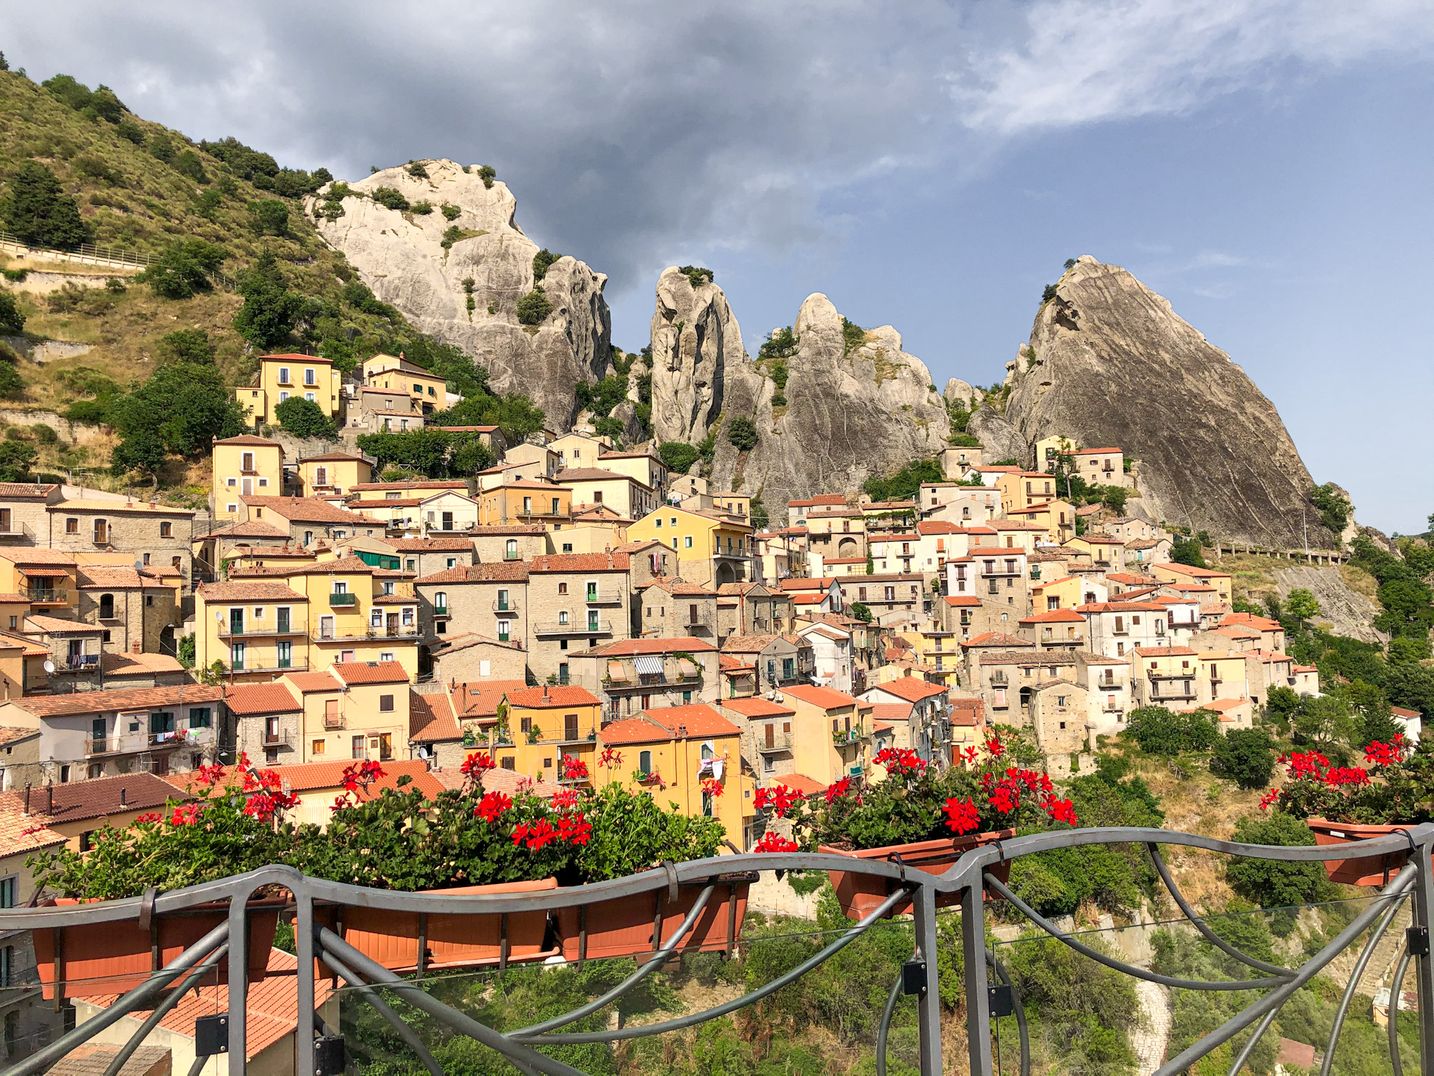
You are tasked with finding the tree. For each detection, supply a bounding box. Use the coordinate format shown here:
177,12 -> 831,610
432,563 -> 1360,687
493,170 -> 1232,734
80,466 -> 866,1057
658,441 -> 700,474
158,329 -> 215,365
1285,587 -> 1320,631
172,149 -> 209,184
727,416 -> 758,451
356,429 -> 455,478
1225,812 -> 1330,934
1309,483 -> 1350,535
234,250 -> 303,349
0,440 -> 36,482
247,198 -> 290,237
862,458 -> 943,502
749,496 -> 769,531
1100,486 -> 1128,513
1171,533 -> 1208,568
0,291 -> 24,335
849,602 -> 873,624
1124,706 -> 1220,755
274,396 -> 337,439
139,239 -> 227,299
0,360 -> 23,399
110,363 -> 245,476
1,161 -> 90,249
1210,728 -> 1276,789
532,248 -> 562,282
516,287 -> 551,325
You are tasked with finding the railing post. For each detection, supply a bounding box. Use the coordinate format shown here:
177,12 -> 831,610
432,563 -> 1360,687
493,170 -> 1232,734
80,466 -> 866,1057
295,883 -> 316,1076
227,886 -> 253,1074
911,883 -> 943,1076
961,873 -> 993,1075
1412,831 -> 1434,1075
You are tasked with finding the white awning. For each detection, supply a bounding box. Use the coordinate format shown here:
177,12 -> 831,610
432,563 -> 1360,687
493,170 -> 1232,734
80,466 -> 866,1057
634,655 -> 664,676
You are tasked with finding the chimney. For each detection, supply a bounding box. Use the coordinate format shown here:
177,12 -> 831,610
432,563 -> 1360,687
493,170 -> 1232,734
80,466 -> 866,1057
22,785 -> 30,815
120,787 -> 128,807
677,724 -> 688,739
132,642 -> 141,655
46,785 -> 54,814
542,684 -> 549,701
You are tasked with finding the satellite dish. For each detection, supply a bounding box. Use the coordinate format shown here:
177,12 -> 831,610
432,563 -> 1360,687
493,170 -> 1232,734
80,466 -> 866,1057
43,660 -> 55,675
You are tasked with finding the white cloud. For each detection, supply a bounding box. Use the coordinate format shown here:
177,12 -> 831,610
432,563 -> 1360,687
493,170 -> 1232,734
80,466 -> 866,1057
953,0 -> 1434,134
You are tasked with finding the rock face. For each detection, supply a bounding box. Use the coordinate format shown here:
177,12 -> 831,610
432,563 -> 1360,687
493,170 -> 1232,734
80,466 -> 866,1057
648,279 -> 951,518
308,159 -> 610,426
649,268 -> 745,444
1002,257 -> 1333,547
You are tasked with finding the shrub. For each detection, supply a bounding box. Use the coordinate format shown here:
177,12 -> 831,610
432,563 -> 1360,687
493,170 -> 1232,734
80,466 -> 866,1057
139,239 -> 228,299
409,200 -> 433,215
0,439 -> 35,480
30,423 -> 57,446
532,248 -> 562,282
440,225 -> 479,250
1124,706 -> 1220,756
1,161 -> 91,249
1309,483 -> 1350,535
1210,727 -> 1276,790
370,186 -> 409,211
477,164 -> 496,189
172,149 -> 209,184
115,119 -> 146,145
148,131 -> 175,162
657,441 -> 700,474
516,287 -> 551,326
274,395 -> 338,440
678,265 -> 713,287
1100,486 -> 1129,513
1171,533 -> 1208,568
727,416 -> 758,451
862,458 -> 942,502
1041,283 -> 1059,303
0,291 -> 24,335
234,250 -> 303,349
1225,812 -> 1330,932
848,601 -> 872,623
841,317 -> 865,354
0,362 -> 23,400
247,198 -> 289,236
406,161 -> 429,179
157,329 -> 215,365
759,326 -> 798,360
440,202 -> 461,221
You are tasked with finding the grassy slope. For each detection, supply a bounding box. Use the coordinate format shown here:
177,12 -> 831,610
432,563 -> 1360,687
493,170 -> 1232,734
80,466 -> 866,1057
0,70 -> 413,483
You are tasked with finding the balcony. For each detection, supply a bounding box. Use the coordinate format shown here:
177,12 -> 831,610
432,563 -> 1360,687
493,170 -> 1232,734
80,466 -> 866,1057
312,624 -> 418,643
261,728 -> 293,749
584,589 -> 621,605
233,661 -> 307,676
832,728 -> 863,745
757,731 -> 793,753
52,654 -> 101,672
328,592 -> 358,608
433,605 -> 449,617
534,619 -> 612,637
23,587 -> 70,606
323,711 -> 345,731
492,600 -> 519,615
218,624 -> 306,639
0,519 -> 33,540
603,669 -> 702,693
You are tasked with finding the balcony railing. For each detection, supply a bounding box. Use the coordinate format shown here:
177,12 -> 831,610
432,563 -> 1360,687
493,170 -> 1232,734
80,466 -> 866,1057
218,625 -> 306,639
0,519 -> 33,540
23,588 -> 70,606
52,654 -> 101,672
328,592 -> 358,608
312,625 -> 418,643
492,600 -> 519,615
757,731 -> 792,753
432,605 -> 449,617
6,825 -> 1430,1075
234,661 -> 307,676
584,590 -> 621,605
533,619 -> 611,636
323,711 -> 345,731
261,729 -> 293,749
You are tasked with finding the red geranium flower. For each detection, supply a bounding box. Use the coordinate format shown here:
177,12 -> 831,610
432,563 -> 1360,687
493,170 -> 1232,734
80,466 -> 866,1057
474,791 -> 512,824
460,751 -> 497,779
943,796 -> 981,835
824,777 -> 852,803
561,755 -> 590,781
753,831 -> 799,853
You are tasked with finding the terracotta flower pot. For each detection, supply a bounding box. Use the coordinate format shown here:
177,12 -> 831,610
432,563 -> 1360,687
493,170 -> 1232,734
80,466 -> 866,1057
1306,818 -> 1414,888
557,873 -> 753,962
819,829 -> 1016,920
32,896 -> 282,1001
335,878 -> 559,973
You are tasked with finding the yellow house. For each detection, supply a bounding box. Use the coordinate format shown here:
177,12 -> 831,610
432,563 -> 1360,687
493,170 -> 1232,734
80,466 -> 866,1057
898,627 -> 961,688
554,467 -> 657,520
195,580 -> 310,680
1153,562 -> 1234,606
1029,573 -> 1086,612
362,354 -> 449,414
1034,435 -> 1078,472
234,353 -> 344,429
597,702 -> 750,841
1004,498 -> 1076,543
478,480 -> 573,525
1132,645 -> 1200,709
1067,533 -> 1126,568
781,683 -> 870,787
490,685 -> 603,783
211,435 -> 285,522
995,471 -> 1058,513
286,660 -> 412,762
627,505 -> 753,587
297,452 -> 374,498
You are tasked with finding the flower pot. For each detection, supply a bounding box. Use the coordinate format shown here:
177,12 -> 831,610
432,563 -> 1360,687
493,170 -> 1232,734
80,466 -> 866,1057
557,873 -> 753,962
32,896 -> 282,1001
819,829 -> 1016,920
335,878 -> 559,973
1305,818 -> 1414,888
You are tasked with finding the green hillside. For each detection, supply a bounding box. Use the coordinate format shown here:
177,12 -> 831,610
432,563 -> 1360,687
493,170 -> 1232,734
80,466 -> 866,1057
0,66 -> 502,491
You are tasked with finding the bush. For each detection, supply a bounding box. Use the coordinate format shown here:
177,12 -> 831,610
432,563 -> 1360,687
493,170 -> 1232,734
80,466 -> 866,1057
409,200 -> 433,215
0,439 -> 36,481
678,265 -> 714,287
274,396 -> 337,440
1210,727 -> 1276,789
406,161 -> 429,179
1124,705 -> 1220,756
862,458 -> 942,502
440,203 -> 461,221
657,441 -> 700,474
759,326 -> 798,361
1310,483 -> 1350,535
0,362 -> 23,400
1171,533 -> 1208,567
1225,812 -> 1330,932
234,250 -> 303,349
726,416 -> 758,451
1,161 -> 91,249
370,186 -> 409,211
139,239 -> 228,299
148,131 -> 175,162
841,317 -> 866,354
157,329 -> 215,365
1100,486 -> 1128,513
172,149 -> 209,184
515,287 -> 551,326
477,165 -> 496,189
247,198 -> 289,236
109,362 -> 245,475
0,291 -> 24,335
532,248 -> 562,282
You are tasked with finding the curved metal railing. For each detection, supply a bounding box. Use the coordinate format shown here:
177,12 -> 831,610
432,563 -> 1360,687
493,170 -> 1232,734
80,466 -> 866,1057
2,823 -> 1431,1075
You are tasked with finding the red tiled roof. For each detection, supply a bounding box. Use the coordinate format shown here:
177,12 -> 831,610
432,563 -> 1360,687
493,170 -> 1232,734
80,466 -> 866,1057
720,697 -> 795,718
198,581 -> 306,602
869,702 -> 914,722
782,683 -> 859,710
505,685 -> 601,708
225,682 -> 301,716
601,703 -> 740,744
870,677 -> 947,703
962,632 -> 1033,648
410,691 -> 460,743
1020,609 -> 1085,624
770,773 -> 826,795
452,679 -> 529,720
1135,646 -> 1197,657
332,660 -> 410,685
528,552 -> 630,572
12,684 -> 223,718
944,595 -> 982,607
576,637 -> 715,656
242,496 -> 380,525
0,773 -> 187,825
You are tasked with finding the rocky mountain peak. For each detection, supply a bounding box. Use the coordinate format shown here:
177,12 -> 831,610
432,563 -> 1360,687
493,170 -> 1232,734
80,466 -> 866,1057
308,159 -> 610,426
649,267 -> 745,445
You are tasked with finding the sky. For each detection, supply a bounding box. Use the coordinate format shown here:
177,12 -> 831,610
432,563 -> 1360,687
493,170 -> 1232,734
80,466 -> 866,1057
4,1 -> 1432,534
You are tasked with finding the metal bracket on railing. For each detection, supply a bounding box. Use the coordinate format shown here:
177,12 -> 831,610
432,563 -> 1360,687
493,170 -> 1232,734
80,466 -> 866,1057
901,959 -> 927,997
314,1035 -> 346,1075
194,1014 -> 228,1056
136,886 -> 158,933
987,984 -> 1014,1019
660,859 -> 680,904
1408,925 -> 1430,958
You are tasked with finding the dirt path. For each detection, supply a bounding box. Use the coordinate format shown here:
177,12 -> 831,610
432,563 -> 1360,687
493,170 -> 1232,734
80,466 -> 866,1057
1130,980 -> 1170,1072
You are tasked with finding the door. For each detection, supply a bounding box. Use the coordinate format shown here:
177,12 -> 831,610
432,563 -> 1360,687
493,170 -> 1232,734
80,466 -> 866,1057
276,608 -> 290,634
319,615 -> 334,641
764,724 -> 774,749
229,608 -> 244,635
241,477 -> 253,496
441,511 -> 453,531
386,613 -> 398,636
231,642 -> 246,671
277,641 -> 292,669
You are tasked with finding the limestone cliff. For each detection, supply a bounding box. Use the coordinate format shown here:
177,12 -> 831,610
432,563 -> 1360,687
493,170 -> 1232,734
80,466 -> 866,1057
1001,256 -> 1334,547
648,278 -> 951,517
308,159 -> 610,426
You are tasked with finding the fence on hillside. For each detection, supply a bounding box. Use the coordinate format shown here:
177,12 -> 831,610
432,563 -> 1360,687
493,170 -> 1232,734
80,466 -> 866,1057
0,229 -> 154,271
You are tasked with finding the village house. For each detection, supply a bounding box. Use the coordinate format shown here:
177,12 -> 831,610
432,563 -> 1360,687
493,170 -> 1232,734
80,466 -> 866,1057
1017,608 -> 1089,651
777,683 -> 871,791
347,386 -> 425,432
489,684 -> 602,784
211,435 -> 284,522
555,467 -> 658,520
596,449 -> 668,492
415,560 -> 530,654
637,577 -> 719,640
241,496 -> 386,547
567,637 -> 718,720
296,451 -> 375,499
524,552 -> 634,684
1079,600 -> 1172,659
720,633 -> 814,694
716,581 -> 793,639
860,675 -> 951,762
234,353 -> 344,429
48,498 -> 196,582
795,620 -> 854,692
841,572 -> 927,627
477,479 -> 572,526
0,482 -> 62,545
1154,562 -> 1234,606
626,505 -> 754,587
361,353 -> 450,414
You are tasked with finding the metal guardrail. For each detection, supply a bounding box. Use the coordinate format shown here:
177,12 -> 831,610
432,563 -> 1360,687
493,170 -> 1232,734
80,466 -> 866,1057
0,229 -> 154,269
0,824 -> 1431,1074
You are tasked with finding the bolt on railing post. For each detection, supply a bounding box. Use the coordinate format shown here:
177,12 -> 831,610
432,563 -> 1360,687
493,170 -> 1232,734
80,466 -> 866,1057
961,874 -> 993,1075
295,883 -> 316,1076
911,883 -> 944,1076
1411,832 -> 1434,1076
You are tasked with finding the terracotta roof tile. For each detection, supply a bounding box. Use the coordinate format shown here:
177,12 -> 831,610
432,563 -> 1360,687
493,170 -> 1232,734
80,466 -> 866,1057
11,684 -> 222,718
224,682 -> 301,716
410,691 -> 460,743
0,773 -> 187,825
719,697 -> 795,718
332,660 -> 410,685
869,677 -> 947,703
198,581 -> 306,602
782,683 -> 859,710
574,637 -> 715,656
505,685 -> 601,708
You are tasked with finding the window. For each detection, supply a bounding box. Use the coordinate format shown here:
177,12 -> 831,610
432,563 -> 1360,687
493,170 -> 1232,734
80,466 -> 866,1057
0,876 -> 16,909
684,536 -> 693,549
305,392 -> 316,402
558,582 -> 568,595
189,707 -> 212,729
312,739 -> 326,755
0,945 -> 10,988
305,368 -> 317,386
638,749 -> 652,776
379,694 -> 395,712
